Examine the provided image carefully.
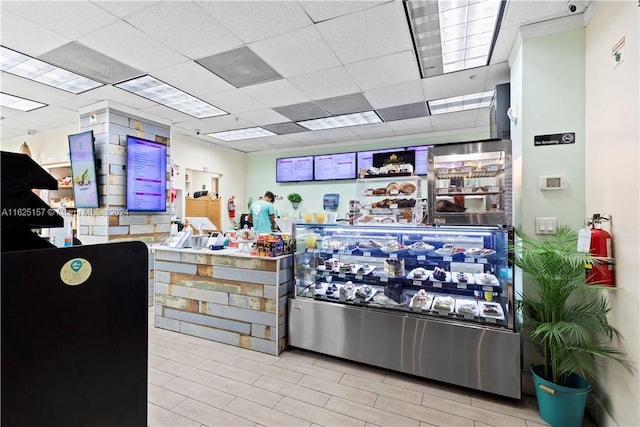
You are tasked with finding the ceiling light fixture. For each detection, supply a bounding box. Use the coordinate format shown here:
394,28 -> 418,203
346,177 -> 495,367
206,127 -> 276,141
1,46 -> 104,94
0,92 -> 47,112
428,90 -> 494,115
296,111 -> 382,131
115,75 -> 228,119
405,0 -> 505,77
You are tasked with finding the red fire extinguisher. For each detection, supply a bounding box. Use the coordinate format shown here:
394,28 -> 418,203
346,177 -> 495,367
227,196 -> 236,219
585,214 -> 615,286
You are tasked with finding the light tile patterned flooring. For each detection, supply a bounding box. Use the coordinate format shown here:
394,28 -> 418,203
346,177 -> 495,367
147,309 -> 593,427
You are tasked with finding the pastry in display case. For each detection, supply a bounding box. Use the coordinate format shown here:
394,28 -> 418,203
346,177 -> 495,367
355,175 -> 423,225
428,139 -> 512,226
289,222 -> 520,399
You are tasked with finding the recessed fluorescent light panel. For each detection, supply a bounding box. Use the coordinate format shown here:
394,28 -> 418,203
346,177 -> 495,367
405,0 -> 503,77
1,46 -> 104,94
115,75 -> 227,119
206,127 -> 276,141
0,93 -> 47,112
428,90 -> 494,115
297,111 -> 382,131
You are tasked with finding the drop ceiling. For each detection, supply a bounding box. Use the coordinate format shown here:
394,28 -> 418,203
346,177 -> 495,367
0,0 -> 590,153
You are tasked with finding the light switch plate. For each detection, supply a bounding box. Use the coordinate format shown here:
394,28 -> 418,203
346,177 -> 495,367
535,217 -> 557,234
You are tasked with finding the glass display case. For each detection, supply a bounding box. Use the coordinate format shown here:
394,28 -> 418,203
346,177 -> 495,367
353,175 -> 423,226
289,222 -> 521,399
428,139 -> 512,226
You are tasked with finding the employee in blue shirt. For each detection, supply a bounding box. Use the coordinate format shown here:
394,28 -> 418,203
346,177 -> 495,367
248,191 -> 276,234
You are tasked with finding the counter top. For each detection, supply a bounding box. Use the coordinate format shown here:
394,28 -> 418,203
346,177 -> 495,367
151,244 -> 291,260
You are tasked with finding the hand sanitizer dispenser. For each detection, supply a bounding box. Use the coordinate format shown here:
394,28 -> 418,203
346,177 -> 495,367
323,194 -> 339,211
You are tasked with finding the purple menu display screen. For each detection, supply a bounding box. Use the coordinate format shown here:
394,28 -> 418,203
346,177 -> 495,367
406,145 -> 430,175
126,136 -> 167,212
276,156 -> 314,182
314,152 -> 356,181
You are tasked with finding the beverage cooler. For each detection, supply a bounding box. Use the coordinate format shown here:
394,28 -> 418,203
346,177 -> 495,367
288,223 -> 520,399
428,139 -> 512,226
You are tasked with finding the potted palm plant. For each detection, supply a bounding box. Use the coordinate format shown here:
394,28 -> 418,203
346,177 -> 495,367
287,192 -> 302,209
514,225 -> 634,427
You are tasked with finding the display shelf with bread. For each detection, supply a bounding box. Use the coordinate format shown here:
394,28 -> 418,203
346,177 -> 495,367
355,176 -> 423,225
289,222 -> 520,399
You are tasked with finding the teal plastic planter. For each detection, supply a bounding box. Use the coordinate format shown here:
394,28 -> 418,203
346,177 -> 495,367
531,365 -> 591,427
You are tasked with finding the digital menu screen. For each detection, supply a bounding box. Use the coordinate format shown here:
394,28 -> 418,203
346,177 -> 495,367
68,130 -> 99,208
276,156 -> 314,182
126,136 -> 167,212
357,148 -> 402,172
314,152 -> 356,181
406,145 -> 430,175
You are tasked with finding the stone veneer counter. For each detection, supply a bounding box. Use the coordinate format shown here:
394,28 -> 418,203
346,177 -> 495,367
153,247 -> 293,355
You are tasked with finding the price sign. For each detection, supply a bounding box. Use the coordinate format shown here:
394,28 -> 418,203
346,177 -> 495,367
355,274 -> 363,280
443,256 -> 453,262
323,271 -> 330,277
389,253 -> 398,259
478,258 -> 488,264
354,297 -> 363,304
390,204 -> 398,209
338,273 -> 346,278
338,250 -> 346,255
310,270 -> 317,276
488,165 -> 499,172
482,286 -> 493,292
464,313 -> 475,320
339,295 -> 346,302
462,187 -> 472,193
489,187 -> 499,193
433,282 -> 442,288
380,276 -> 388,282
438,188 -> 448,194
436,309 -> 450,316
462,167 -> 472,173
464,257 -> 475,263
363,251 -> 371,257
413,280 -> 422,286
457,283 -> 467,289
412,306 -> 422,313
484,317 -> 496,324
438,168 -> 449,174
417,255 -> 426,261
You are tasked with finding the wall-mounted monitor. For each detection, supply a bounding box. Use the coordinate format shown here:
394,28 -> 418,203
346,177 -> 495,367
314,152 -> 356,181
356,148 -> 402,174
406,145 -> 431,175
68,130 -> 99,208
126,136 -> 167,212
276,156 -> 313,182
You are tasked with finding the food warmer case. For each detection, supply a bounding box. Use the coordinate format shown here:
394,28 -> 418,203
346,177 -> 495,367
428,139 -> 512,226
288,223 -> 520,399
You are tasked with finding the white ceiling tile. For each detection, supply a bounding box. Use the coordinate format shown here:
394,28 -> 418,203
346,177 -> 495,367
482,62 -> 511,90
78,21 -> 186,73
91,1 -> 159,18
0,72 -> 79,105
364,81 -> 426,109
2,1 -> 119,39
314,128 -> 358,143
140,104 -> 199,124
422,67 -> 490,100
15,105 -> 77,127
240,80 -> 310,108
386,116 -> 432,134
316,2 -> 413,64
300,1 -> 390,23
54,93 -> 102,112
249,25 -> 342,78
287,132 -> 329,145
235,109 -> 289,126
432,121 -> 485,132
346,50 -> 420,91
430,109 -> 479,126
196,1 -> 312,43
288,66 -> 361,100
87,85 -> 158,109
152,61 -> 235,97
202,89 -> 266,114
349,122 -> 395,139
125,2 -> 243,59
197,115 -> 255,133
0,11 -> 71,57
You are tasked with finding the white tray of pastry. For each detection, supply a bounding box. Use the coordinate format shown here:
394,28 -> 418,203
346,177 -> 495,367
430,271 -> 451,283
353,264 -> 376,275
451,272 -> 476,285
409,290 -> 434,310
474,273 -> 500,286
455,299 -> 478,317
407,268 -> 430,280
431,295 -> 455,313
478,301 -> 505,320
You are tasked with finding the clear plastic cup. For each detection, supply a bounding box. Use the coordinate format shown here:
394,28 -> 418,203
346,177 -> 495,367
316,211 -> 326,223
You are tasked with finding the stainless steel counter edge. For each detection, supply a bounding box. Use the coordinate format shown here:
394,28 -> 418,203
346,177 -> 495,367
150,244 -> 292,260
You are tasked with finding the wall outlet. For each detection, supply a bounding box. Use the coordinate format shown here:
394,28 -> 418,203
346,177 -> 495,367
535,217 -> 557,234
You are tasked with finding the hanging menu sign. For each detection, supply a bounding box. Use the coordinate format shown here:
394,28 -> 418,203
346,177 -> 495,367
534,132 -> 575,146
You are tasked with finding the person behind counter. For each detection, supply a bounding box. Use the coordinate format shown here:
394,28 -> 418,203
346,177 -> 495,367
248,191 -> 276,234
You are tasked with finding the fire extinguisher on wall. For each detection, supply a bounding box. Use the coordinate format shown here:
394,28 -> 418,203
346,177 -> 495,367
227,196 -> 236,219
585,213 -> 615,286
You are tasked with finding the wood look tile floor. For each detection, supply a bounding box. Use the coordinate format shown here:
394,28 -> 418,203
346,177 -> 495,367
147,310 -> 595,427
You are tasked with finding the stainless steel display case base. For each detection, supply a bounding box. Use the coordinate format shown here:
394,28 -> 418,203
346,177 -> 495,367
288,298 -> 521,399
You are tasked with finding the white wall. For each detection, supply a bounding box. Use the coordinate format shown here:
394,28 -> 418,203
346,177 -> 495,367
0,124 -> 78,163
170,132 -> 246,231
585,2 -> 640,426
245,129 -> 489,220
